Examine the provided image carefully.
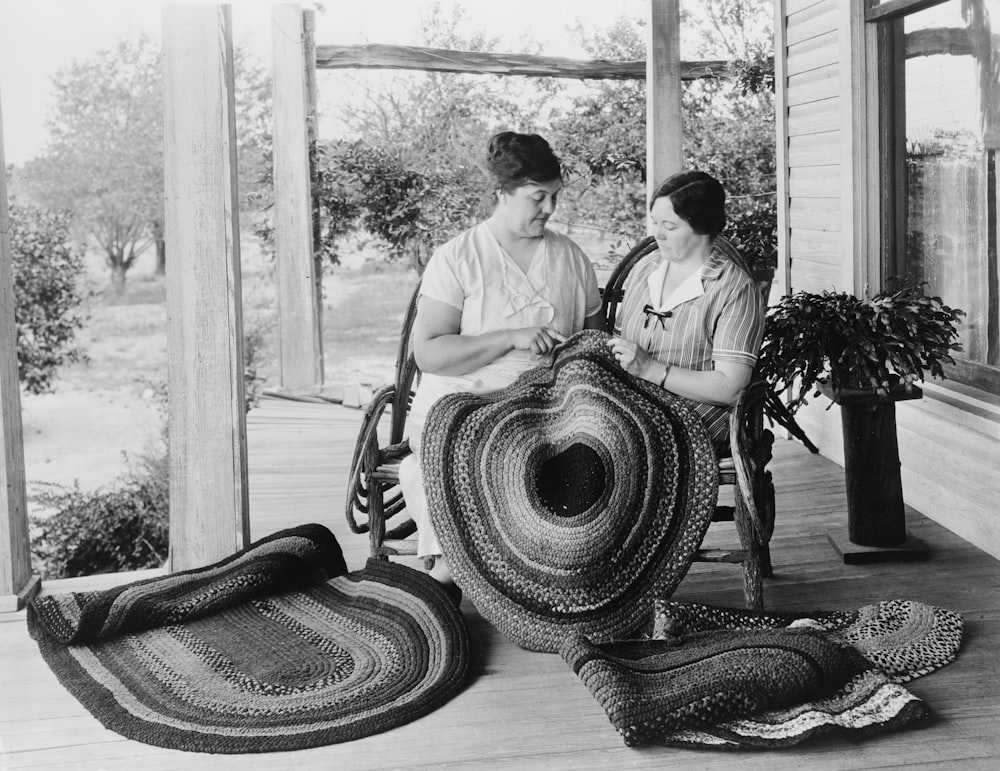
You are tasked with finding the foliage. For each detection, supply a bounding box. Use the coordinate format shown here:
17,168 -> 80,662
723,195 -> 777,273
243,324 -> 268,412
758,284 -> 965,413
681,0 -> 774,59
547,17 -> 647,235
30,473 -> 169,579
21,36 -> 271,292
730,50 -> 776,96
256,138 -> 483,270
548,8 -> 777,240
8,197 -> 88,393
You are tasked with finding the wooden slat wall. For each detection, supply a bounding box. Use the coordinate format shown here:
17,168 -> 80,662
783,0 -> 842,297
778,0 -> 1000,560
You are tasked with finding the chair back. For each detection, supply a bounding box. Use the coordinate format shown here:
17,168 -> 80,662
387,279 -> 423,444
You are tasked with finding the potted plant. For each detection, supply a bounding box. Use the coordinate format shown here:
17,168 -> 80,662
757,282 -> 964,562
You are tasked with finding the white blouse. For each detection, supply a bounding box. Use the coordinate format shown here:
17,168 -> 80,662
407,222 -> 601,451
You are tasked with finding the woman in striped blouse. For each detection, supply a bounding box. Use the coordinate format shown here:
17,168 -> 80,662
608,170 -> 765,446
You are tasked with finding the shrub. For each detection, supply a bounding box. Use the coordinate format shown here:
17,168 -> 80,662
723,195 -> 777,273
30,474 -> 168,579
9,198 -> 88,393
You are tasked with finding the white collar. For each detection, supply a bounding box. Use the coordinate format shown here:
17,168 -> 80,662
646,260 -> 706,312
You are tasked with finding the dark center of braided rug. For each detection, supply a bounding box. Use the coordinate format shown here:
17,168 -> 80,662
421,330 -> 719,652
27,525 -> 470,754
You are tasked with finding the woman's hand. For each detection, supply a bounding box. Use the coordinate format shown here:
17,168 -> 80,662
607,336 -> 656,381
510,327 -> 566,355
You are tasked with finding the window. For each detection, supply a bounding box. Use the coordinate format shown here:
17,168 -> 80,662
869,0 -> 1000,393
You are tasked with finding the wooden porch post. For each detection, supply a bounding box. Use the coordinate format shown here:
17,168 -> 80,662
0,89 -> 40,611
163,5 -> 250,571
646,0 -> 683,204
272,4 -> 323,393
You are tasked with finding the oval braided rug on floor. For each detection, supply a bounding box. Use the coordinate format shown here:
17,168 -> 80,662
28,527 -> 470,754
421,329 -> 719,652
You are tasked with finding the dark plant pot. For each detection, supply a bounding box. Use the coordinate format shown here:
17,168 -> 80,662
819,381 -> 924,554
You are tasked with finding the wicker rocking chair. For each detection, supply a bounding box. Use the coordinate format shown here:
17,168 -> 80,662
345,235 -> 777,609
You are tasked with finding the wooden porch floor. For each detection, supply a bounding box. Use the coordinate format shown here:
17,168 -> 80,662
2,396 -> 999,770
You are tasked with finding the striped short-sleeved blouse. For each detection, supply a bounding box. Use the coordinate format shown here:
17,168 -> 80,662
615,242 -> 765,445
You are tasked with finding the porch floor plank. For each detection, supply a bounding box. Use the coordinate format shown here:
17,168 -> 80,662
2,395 -> 999,770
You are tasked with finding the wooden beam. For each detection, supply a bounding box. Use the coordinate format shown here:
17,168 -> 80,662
272,4 -> 322,393
865,0 -> 948,22
162,4 -> 250,572
315,43 -> 729,81
0,88 -> 40,612
646,0 -> 684,202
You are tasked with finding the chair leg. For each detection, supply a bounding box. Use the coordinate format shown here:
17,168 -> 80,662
760,543 -> 773,579
742,551 -> 764,611
758,474 -> 776,579
368,481 -> 388,560
734,488 -> 765,610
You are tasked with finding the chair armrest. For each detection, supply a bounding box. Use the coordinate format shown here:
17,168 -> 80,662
345,383 -> 406,533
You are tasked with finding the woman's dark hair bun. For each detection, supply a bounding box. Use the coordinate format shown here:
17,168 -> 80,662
487,131 -> 561,192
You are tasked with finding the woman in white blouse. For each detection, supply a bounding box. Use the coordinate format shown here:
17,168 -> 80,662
399,131 -> 606,590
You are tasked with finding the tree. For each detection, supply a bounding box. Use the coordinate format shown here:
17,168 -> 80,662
23,36 -> 161,293
7,195 -> 88,393
22,36 -> 272,292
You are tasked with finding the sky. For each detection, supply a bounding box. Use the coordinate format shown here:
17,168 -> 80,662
0,0 -> 647,166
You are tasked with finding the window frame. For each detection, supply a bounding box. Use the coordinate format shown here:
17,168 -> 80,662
863,0 -> 1000,395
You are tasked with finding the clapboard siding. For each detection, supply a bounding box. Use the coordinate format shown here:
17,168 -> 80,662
788,258 -> 841,292
786,0 -> 839,46
787,97 -> 841,135
788,130 -> 840,166
790,197 -> 842,231
786,29 -> 839,73
787,63 -> 840,105
788,164 -> 842,197
789,228 -> 842,264
786,0 -> 827,15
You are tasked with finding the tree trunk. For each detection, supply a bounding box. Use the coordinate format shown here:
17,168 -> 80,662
110,263 -> 128,295
151,219 -> 166,275
155,237 -> 166,275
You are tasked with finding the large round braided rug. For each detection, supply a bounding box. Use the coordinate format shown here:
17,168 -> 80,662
28,534 -> 470,754
422,330 -> 719,652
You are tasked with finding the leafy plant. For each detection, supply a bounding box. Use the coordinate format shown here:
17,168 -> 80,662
8,198 -> 88,393
758,283 -> 964,413
30,474 -> 169,579
723,195 -> 776,274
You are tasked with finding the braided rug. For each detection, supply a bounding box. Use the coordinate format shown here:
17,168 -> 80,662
561,599 -> 962,749
652,599 -> 964,682
561,628 -> 886,747
28,525 -> 470,753
421,330 -> 718,653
